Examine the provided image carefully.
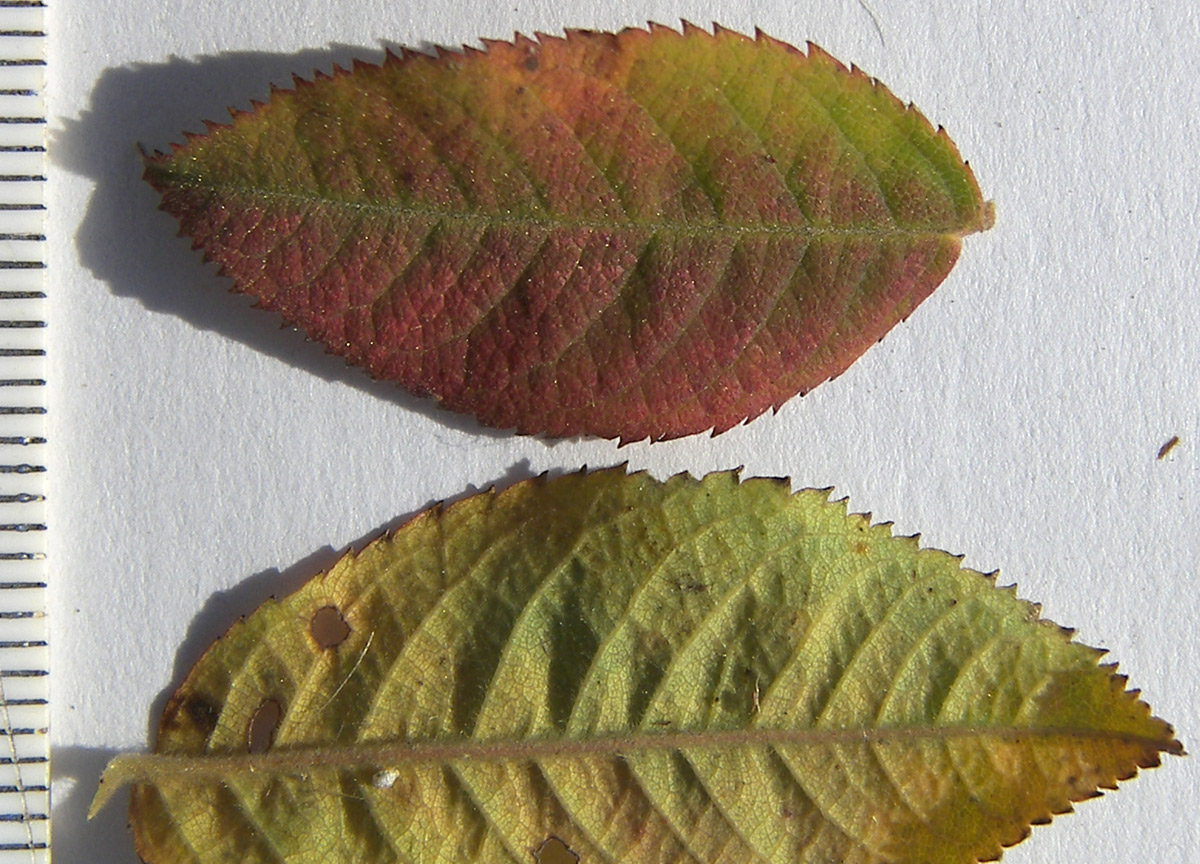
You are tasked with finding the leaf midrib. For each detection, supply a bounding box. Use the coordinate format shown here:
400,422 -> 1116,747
106,723 -> 1169,790
156,173 -> 986,240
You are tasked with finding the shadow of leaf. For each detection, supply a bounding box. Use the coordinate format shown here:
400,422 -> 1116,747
63,458 -> 622,861
53,745 -> 139,864
145,456 -> 551,740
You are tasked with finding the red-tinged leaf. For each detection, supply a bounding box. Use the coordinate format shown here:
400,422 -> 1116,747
146,24 -> 993,441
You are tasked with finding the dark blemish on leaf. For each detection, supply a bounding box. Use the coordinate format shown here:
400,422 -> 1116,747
182,693 -> 219,735
247,698 -> 283,754
534,837 -> 578,864
310,604 -> 352,648
162,691 -> 219,738
672,576 -> 706,593
524,55 -> 539,72
1157,435 -> 1180,460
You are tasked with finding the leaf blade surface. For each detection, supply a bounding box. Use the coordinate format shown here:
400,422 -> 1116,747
146,25 -> 993,440
96,468 -> 1179,864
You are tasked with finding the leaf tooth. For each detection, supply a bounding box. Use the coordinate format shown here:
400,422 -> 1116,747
800,485 -> 836,505
1055,622 -> 1078,639
711,22 -> 746,41
828,493 -> 852,516
512,31 -> 539,51
396,45 -> 424,63
805,41 -> 846,72
756,27 -> 802,57
646,20 -> 681,39
560,26 -> 596,42
1003,825 -> 1033,850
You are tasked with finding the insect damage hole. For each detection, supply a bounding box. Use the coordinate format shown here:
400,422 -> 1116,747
310,604 -> 352,648
534,837 -> 578,864
246,699 -> 283,754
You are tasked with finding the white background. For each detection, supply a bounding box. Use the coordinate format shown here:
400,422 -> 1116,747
48,1 -> 1199,862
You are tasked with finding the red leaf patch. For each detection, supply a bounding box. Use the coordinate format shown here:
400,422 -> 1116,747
146,24 -> 993,441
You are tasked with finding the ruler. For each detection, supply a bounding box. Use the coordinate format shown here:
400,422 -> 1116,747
0,0 -> 46,861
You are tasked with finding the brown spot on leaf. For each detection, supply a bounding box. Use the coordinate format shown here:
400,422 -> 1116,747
161,691 -> 219,739
310,605 -> 351,648
247,699 -> 282,754
524,54 -> 539,72
182,694 -> 219,735
534,837 -> 577,864
1157,435 -> 1180,460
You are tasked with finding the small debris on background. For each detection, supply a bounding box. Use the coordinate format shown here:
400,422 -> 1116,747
1157,435 -> 1180,460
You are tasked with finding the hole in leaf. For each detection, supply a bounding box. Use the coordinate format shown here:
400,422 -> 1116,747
534,837 -> 577,864
371,769 -> 400,789
246,699 -> 282,754
310,605 -> 351,648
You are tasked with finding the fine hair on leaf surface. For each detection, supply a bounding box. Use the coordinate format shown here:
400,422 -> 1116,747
144,23 -> 993,442
94,467 -> 1180,864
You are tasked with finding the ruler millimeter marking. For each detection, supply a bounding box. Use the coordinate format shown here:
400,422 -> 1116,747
0,1 -> 44,861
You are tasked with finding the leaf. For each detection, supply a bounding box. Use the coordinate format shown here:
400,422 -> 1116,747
94,468 -> 1179,864
145,24 -> 993,442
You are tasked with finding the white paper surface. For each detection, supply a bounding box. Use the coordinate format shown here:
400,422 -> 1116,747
47,1 -> 1199,861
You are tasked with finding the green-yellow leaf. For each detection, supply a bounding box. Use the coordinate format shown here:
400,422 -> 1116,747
94,468 -> 1180,864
